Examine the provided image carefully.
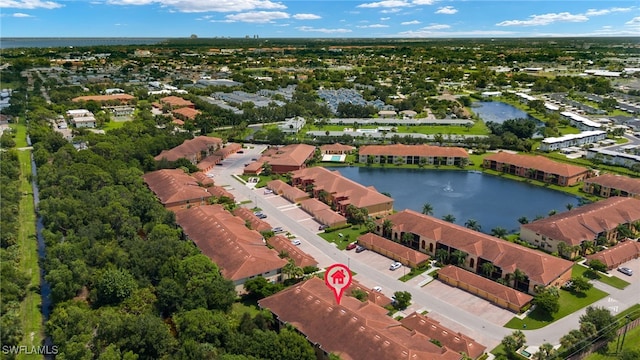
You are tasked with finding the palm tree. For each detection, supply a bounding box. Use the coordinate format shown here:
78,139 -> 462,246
512,268 -> 527,290
281,260 -> 298,280
464,219 -> 481,232
382,219 -> 393,239
533,343 -> 556,360
401,232 -> 414,245
480,262 -> 495,278
566,203 -> 574,211
422,202 -> 434,216
435,248 -> 450,264
450,249 -> 468,267
581,240 -> 596,256
548,209 -> 557,216
442,214 -> 456,223
491,227 -> 508,239
517,216 -> 529,224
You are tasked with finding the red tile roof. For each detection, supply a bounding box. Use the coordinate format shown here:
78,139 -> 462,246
299,198 -> 348,227
385,210 -> 574,286
584,174 -> 640,197
72,94 -> 135,103
320,143 -> 356,153
233,207 -> 272,233
292,167 -> 394,210
191,171 -> 214,186
267,235 -> 318,268
586,241 -> 640,269
259,144 -> 316,168
267,180 -> 310,203
346,279 -> 393,306
154,136 -> 222,162
259,277 -> 464,360
522,197 -> 640,246
359,144 -> 469,158
175,205 -> 287,281
484,152 -> 588,178
400,311 -> 487,359
172,107 -> 201,120
437,265 -> 533,309
358,233 -> 429,266
160,95 -> 194,108
142,169 -> 211,206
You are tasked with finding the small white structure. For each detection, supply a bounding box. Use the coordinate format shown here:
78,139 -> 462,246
561,111 -> 602,131
540,130 -> 607,151
66,109 -> 96,128
278,116 -> 306,134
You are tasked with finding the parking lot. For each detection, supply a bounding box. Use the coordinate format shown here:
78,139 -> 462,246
256,189 -> 325,235
611,257 -> 639,283
348,246 -> 406,278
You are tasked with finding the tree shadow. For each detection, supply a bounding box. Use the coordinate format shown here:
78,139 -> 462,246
527,308 -> 553,322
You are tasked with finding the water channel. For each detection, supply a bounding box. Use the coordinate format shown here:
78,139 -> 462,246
471,101 -> 540,124
335,167 -> 581,234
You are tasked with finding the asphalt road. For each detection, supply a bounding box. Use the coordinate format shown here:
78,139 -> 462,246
211,144 -> 640,350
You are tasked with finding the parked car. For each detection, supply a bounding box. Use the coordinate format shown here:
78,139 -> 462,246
346,243 -> 357,250
237,150 -> 244,154
389,262 -> 402,271
264,189 -> 273,195
618,267 -> 633,276
318,224 -> 329,230
258,214 -> 267,219
291,239 -> 301,246
355,245 -> 366,253
273,227 -> 284,233
372,286 -> 382,292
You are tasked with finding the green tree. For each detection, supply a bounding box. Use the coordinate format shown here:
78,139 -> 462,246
464,219 -> 481,232
94,268 -> 137,306
579,306 -> 617,341
517,216 -> 529,224
587,259 -> 607,273
382,219 -> 393,239
421,202 -> 434,216
570,277 -> 593,293
392,291 -> 412,310
491,227 -> 508,239
435,248 -> 450,264
450,249 -> 468,266
533,342 -> 556,360
480,262 -> 495,278
532,288 -> 560,315
442,214 -> 456,223
501,331 -> 526,356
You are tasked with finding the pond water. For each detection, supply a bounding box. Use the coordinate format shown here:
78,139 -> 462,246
471,101 -> 540,124
334,167 -> 581,233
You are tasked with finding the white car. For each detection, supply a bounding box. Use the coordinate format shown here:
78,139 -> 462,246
291,239 -> 301,246
389,262 -> 402,271
372,286 -> 382,292
618,267 -> 633,276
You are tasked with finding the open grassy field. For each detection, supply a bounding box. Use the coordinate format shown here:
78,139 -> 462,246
505,286 -> 608,330
16,149 -> 44,359
572,264 -> 630,290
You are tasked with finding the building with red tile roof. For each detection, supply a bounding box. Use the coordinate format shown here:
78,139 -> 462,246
175,205 -> 287,292
437,265 -> 533,313
154,136 -> 223,164
244,144 -> 316,175
583,174 -> 640,199
292,167 -> 394,217
346,279 -> 393,307
400,311 -> 487,359
191,172 -> 215,187
267,180 -> 310,203
483,151 -> 590,186
586,241 -> 640,270
320,143 -> 356,155
359,144 -> 469,166
298,198 -> 348,228
267,235 -> 318,269
142,169 -> 213,211
357,233 -> 429,269
380,210 -> 574,293
233,207 -> 272,233
521,197 -> 640,258
72,94 -> 135,104
160,95 -> 195,109
259,277 -> 474,360
172,107 -> 201,121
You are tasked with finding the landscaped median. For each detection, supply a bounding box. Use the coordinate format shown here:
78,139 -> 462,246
318,225 -> 367,250
504,286 -> 608,330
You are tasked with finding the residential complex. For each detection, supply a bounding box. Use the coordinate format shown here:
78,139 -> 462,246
583,173 -> 640,199
539,130 -> 607,152
520,197 -> 640,258
154,136 -> 223,164
243,143 -> 316,175
291,166 -> 394,217
358,144 -> 469,166
378,210 -> 574,294
142,169 -> 214,211
483,151 -> 590,186
259,277 -> 486,360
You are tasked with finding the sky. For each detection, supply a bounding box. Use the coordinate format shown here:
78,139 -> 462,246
0,0 -> 639,38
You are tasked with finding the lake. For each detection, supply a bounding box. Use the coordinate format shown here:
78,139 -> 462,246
334,167 -> 581,234
471,101 -> 540,124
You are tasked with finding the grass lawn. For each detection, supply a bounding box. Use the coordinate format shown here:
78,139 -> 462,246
490,343 -> 528,359
16,149 -> 44,359
101,120 -> 129,131
399,266 -> 431,282
318,225 -> 368,250
505,287 -> 608,330
10,122 -> 29,148
572,264 -> 630,290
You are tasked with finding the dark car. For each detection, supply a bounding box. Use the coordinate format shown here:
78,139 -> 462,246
318,224 -> 329,230
346,243 -> 357,250
355,246 -> 366,253
237,150 -> 244,154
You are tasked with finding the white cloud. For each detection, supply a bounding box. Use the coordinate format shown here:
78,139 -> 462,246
411,0 -> 435,4
357,24 -> 389,28
585,7 -> 633,16
0,0 -> 62,9
12,12 -> 32,16
398,29 -> 515,37
292,13 -> 320,20
423,23 -> 450,30
496,12 -> 588,27
401,20 -> 420,25
105,0 -> 287,13
380,17 -> 390,20
297,26 -> 352,33
626,16 -> 640,25
357,0 -> 410,9
435,6 -> 457,15
225,11 -> 289,23
380,8 -> 401,14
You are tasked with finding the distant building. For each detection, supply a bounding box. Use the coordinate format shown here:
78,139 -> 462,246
66,109 -> 96,128
72,94 -> 135,104
483,152 -> 590,186
560,111 -> 602,131
277,116 -> 306,134
539,130 -> 607,151
244,144 -> 316,175
586,241 -> 640,270
154,136 -> 223,164
359,144 -> 469,166
142,169 -> 213,211
586,148 -> 640,168
160,96 -> 195,109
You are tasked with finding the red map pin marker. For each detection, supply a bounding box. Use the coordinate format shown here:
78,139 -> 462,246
324,263 -> 352,305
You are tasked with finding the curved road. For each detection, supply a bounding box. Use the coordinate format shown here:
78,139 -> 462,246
213,146 -> 639,350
